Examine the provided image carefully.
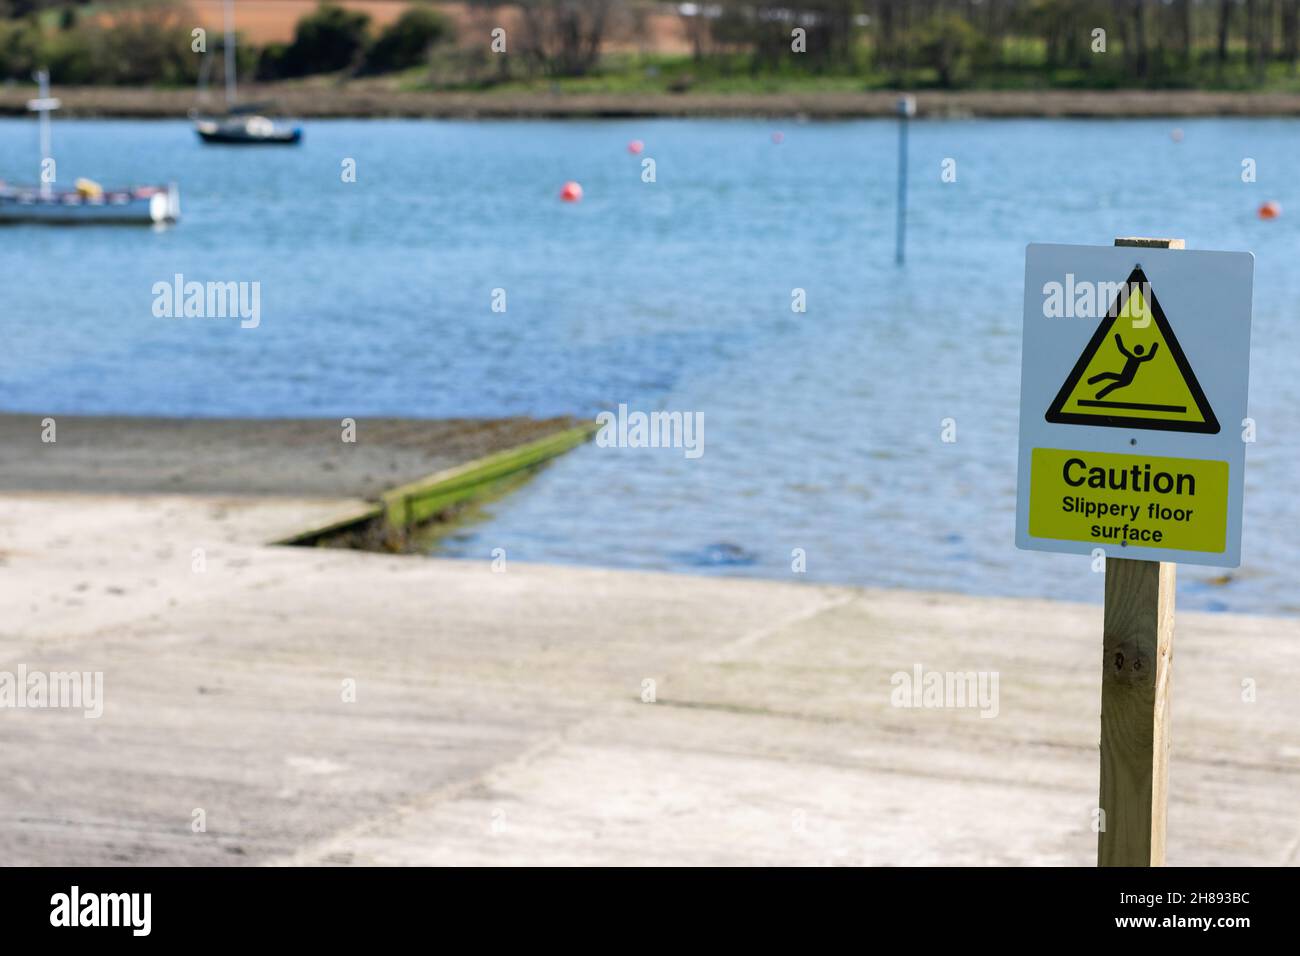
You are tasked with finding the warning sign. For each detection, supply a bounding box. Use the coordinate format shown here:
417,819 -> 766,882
1016,243 -> 1253,569
1044,268 -> 1219,433
1027,448 -> 1228,553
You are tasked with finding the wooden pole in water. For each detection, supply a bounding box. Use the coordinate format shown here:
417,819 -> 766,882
1097,236 -> 1183,867
894,95 -> 915,266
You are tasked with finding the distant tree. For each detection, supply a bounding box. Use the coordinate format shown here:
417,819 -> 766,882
1216,0 -> 1233,66
361,5 -> 454,74
1251,0 -> 1276,81
1178,0 -> 1193,66
700,1 -> 862,74
4,0 -> 44,19
256,42 -> 293,81
516,0 -> 613,77
914,11 -> 982,86
0,17 -> 41,79
1285,0 -> 1300,73
873,0 -> 899,71
281,3 -> 372,76
1026,1 -> 1097,71
41,4 -> 197,85
1131,0 -> 1149,79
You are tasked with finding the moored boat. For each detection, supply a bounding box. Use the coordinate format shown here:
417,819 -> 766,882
0,71 -> 180,227
194,114 -> 302,145
194,0 -> 302,146
0,182 -> 180,225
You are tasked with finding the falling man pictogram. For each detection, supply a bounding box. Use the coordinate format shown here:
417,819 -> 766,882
1086,335 -> 1159,400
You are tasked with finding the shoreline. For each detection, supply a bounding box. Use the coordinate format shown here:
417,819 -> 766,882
2,412 -> 1285,611
0,412 -> 582,499
0,411 -> 595,552
4,86 -> 1300,119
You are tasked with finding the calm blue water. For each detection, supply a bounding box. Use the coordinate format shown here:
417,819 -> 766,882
2,117 -> 1297,614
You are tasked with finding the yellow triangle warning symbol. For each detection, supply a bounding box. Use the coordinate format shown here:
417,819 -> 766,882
1045,267 -> 1219,434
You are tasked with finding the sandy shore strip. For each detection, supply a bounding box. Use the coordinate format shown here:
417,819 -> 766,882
0,484 -> 1296,865
0,413 -> 580,499
7,86 -> 1300,119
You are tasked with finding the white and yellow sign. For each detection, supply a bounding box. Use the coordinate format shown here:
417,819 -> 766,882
1016,244 -> 1253,567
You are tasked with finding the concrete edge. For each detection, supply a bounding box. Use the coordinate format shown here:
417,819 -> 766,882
271,421 -> 599,546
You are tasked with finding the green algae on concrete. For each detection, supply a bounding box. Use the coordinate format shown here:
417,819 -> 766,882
274,421 -> 598,548
380,422 -> 597,530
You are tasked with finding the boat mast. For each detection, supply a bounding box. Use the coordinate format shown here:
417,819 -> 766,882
223,0 -> 236,109
27,70 -> 60,200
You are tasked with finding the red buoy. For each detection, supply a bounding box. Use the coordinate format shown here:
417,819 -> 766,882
771,131 -> 784,145
560,181 -> 583,202
1259,200 -> 1281,220
627,140 -> 644,155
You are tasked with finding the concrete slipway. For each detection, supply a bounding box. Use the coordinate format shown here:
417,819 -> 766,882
0,417 -> 1296,866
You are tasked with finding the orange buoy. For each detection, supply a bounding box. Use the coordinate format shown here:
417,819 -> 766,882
627,140 -> 644,155
1258,200 -> 1281,220
560,181 -> 583,202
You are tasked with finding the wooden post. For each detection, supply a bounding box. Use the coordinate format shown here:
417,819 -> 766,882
1097,236 -> 1182,867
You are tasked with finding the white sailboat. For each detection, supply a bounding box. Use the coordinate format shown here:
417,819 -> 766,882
0,70 -> 180,225
193,0 -> 302,145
